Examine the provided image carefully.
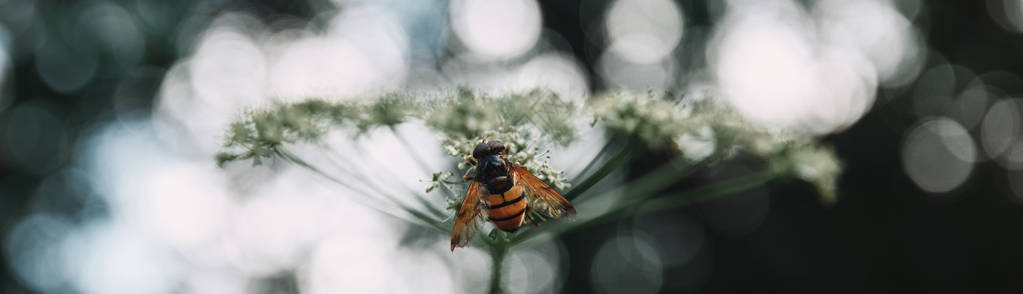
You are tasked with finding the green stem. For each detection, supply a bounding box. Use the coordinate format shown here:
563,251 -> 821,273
511,155 -> 697,245
389,126 -> 435,174
274,148 -> 387,207
307,145 -> 409,206
388,126 -> 450,217
607,156 -> 703,203
563,140 -> 632,201
274,147 -> 448,232
512,169 -> 776,249
413,196 -> 448,219
644,171 -> 777,210
488,245 -> 508,294
573,137 -> 617,178
314,144 -> 446,219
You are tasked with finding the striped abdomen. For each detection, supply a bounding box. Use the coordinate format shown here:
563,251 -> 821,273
483,184 -> 526,232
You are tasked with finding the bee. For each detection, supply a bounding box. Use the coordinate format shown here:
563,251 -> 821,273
450,139 -> 576,251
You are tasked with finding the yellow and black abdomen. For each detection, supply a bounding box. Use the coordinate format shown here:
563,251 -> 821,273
483,184 -> 526,232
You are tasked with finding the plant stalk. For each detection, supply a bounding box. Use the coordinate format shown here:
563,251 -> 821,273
511,169 -> 776,249
488,245 -> 508,294
274,147 -> 448,232
635,170 -> 778,214
573,137 -> 618,177
563,140 -> 632,201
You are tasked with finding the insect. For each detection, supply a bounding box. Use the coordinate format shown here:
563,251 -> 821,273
450,139 -> 576,251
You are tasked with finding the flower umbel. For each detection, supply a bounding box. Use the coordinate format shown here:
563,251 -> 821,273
590,91 -> 842,204
216,88 -> 844,293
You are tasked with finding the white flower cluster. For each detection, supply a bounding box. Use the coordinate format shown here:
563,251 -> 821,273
218,88 -> 842,209
441,126 -> 570,191
590,91 -> 841,203
590,91 -> 694,148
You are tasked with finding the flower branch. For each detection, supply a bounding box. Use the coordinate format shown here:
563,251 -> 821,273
215,88 -> 842,294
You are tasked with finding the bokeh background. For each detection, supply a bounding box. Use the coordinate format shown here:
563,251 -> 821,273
3,0 -> 1023,293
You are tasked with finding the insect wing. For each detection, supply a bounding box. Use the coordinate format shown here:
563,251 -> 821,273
512,165 -> 576,217
450,180 -> 486,251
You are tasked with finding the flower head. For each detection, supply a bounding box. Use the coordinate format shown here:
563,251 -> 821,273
216,88 -> 844,217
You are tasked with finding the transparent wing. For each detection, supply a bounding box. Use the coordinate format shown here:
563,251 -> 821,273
513,165 -> 576,218
450,180 -> 485,251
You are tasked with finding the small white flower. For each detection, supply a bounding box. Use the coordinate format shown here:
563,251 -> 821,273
218,88 -> 843,214
675,125 -> 716,162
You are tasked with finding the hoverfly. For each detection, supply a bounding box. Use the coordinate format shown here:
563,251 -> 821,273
450,139 -> 576,251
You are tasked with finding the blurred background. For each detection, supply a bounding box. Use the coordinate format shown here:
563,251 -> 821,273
2,0 -> 1023,293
